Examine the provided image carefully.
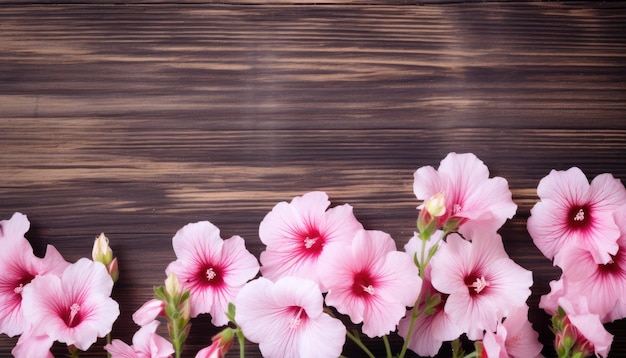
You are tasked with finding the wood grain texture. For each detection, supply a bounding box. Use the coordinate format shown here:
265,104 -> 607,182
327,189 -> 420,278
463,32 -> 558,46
1,2 -> 625,357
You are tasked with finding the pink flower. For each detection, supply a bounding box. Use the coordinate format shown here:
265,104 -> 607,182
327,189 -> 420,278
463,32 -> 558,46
430,231 -> 533,340
132,299 -> 166,326
258,191 -> 363,290
528,167 -> 626,264
235,276 -> 346,358
165,221 -> 259,326
21,258 -> 120,351
105,320 -> 174,358
11,325 -> 54,358
194,328 -> 234,358
549,206 -> 626,322
557,296 -> 613,358
539,278 -> 566,316
0,214 -> 69,337
320,229 -> 422,337
482,305 -> 543,358
482,327 -> 507,358
501,305 -> 543,358
413,153 -> 517,237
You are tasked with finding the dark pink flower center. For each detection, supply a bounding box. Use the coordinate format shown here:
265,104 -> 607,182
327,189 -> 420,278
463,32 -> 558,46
567,204 -> 591,230
299,228 -> 325,257
352,271 -> 376,297
598,250 -> 625,276
13,274 -> 35,295
287,306 -> 308,329
63,303 -> 83,328
197,265 -> 224,287
465,273 -> 489,296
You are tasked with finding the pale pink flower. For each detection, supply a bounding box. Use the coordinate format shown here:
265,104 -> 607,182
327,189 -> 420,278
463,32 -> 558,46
21,258 -> 120,351
320,229 -> 421,337
235,276 -> 346,358
413,153 -> 517,237
258,191 -> 363,290
0,214 -> 69,337
550,206 -> 626,322
430,231 -> 533,340
165,221 -> 259,326
557,296 -> 613,358
482,327 -> 507,358
501,305 -> 543,358
482,306 -> 543,358
528,167 -> 626,264
11,325 -> 54,358
539,278 -> 566,316
105,320 -> 174,358
132,299 -> 166,326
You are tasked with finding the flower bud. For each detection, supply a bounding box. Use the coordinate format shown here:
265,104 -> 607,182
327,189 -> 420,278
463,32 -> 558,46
92,233 -> 113,266
165,273 -> 183,300
424,191 -> 446,218
108,257 -> 119,283
195,328 -> 235,358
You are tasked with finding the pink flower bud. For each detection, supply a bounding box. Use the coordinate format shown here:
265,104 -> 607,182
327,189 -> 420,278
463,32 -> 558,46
195,328 -> 235,358
132,299 -> 165,326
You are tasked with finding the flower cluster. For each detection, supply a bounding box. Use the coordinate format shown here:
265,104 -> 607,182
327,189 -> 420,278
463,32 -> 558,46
528,167 -> 626,358
1,152 -> 624,358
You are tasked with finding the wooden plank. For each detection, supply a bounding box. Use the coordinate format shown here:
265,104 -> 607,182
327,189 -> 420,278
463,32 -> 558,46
1,2 -> 625,357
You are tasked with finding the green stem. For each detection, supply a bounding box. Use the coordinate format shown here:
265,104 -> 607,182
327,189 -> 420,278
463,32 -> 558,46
382,335 -> 392,358
67,345 -> 80,358
106,333 -> 111,358
236,327 -> 246,358
346,330 -> 376,358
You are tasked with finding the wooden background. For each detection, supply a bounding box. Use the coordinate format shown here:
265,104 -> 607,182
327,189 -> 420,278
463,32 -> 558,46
1,1 -> 625,357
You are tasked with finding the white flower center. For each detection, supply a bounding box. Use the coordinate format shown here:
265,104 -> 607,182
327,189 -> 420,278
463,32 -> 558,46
14,283 -> 24,294
289,307 -> 304,329
304,237 -> 317,249
468,276 -> 489,294
362,284 -> 375,295
206,267 -> 217,280
574,208 -> 585,221
68,303 -> 81,326
453,203 -> 462,214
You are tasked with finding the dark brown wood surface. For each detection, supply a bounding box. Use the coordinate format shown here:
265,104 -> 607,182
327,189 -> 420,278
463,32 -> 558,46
1,1 -> 626,357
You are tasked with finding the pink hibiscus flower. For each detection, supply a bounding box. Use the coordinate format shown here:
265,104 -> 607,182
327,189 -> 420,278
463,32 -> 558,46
21,258 -> 119,351
11,325 -> 54,358
500,305 -> 543,358
320,229 -> 422,337
105,320 -> 174,358
556,296 -> 613,358
0,213 -> 69,337
413,152 -> 517,237
528,167 -> 626,264
258,191 -> 363,290
430,231 -> 533,340
235,276 -> 346,358
551,206 -> 626,322
165,221 -> 259,326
